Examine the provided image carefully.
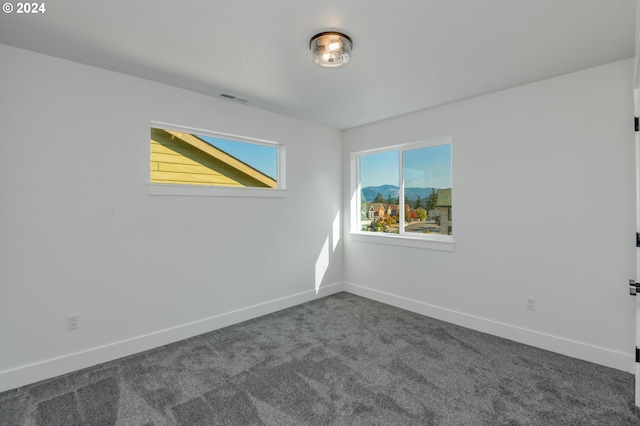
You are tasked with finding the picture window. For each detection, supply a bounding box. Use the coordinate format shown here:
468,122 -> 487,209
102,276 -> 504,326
148,123 -> 286,198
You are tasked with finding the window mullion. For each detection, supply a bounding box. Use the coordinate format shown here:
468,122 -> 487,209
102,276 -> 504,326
355,155 -> 362,232
398,149 -> 405,235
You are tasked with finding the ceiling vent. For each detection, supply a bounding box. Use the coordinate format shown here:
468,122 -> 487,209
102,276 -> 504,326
219,93 -> 250,103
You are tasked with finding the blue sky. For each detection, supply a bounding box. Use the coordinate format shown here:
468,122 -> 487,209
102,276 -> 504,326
360,151 -> 399,188
360,144 -> 451,189
201,136 -> 277,180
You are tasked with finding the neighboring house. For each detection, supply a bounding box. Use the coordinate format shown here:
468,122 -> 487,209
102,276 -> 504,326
365,204 -> 375,220
150,128 -> 277,188
361,206 -> 368,220
437,188 -> 452,235
364,203 -> 387,220
377,204 -> 386,219
362,203 -> 402,222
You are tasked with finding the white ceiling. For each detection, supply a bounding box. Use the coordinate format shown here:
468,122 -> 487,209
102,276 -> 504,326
0,0 -> 636,129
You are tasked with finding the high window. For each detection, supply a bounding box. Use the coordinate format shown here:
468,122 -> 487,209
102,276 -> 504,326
352,137 -> 452,245
149,123 -> 285,197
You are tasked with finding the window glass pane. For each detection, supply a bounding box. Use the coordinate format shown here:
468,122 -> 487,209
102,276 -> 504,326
200,136 -> 277,181
150,127 -> 278,188
359,150 -> 400,233
403,144 -> 452,235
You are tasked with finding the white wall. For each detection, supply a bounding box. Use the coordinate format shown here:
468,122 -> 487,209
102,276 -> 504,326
342,59 -> 637,372
0,44 -> 344,391
0,44 -> 635,393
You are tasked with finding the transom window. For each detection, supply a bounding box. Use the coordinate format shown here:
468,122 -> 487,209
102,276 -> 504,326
150,124 -> 283,191
352,138 -> 452,240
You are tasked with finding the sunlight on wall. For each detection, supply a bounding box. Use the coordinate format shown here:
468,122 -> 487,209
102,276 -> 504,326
314,236 -> 330,294
332,210 -> 341,252
314,210 -> 341,294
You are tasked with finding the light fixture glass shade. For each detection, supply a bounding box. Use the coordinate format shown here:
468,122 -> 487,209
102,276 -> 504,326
309,32 -> 352,68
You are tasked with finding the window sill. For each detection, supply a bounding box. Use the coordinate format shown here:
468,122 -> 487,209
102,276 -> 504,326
147,183 -> 288,198
349,232 -> 455,252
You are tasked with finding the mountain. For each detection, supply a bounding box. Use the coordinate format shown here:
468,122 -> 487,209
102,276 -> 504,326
405,187 -> 437,201
362,185 -> 437,202
361,184 -> 398,201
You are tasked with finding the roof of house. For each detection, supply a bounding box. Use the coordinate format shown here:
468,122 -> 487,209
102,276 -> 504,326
366,203 -> 386,211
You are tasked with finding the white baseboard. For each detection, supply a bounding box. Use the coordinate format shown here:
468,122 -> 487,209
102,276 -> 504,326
343,282 -> 634,374
1,281 -> 632,394
0,282 -> 347,393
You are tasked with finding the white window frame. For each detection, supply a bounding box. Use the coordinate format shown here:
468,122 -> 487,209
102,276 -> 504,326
148,121 -> 287,198
350,136 -> 454,251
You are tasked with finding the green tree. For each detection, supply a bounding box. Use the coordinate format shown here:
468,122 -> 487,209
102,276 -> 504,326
413,196 -> 423,209
386,194 -> 393,204
426,189 -> 438,212
374,192 -> 384,203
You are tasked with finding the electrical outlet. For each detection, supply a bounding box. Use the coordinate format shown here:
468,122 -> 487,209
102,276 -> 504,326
526,297 -> 536,311
67,313 -> 80,330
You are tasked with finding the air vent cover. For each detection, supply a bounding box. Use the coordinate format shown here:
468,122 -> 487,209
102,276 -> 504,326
219,93 -> 249,103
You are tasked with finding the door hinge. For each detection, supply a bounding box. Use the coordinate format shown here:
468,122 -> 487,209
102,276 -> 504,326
636,232 -> 640,247
635,116 -> 638,132
636,347 -> 639,363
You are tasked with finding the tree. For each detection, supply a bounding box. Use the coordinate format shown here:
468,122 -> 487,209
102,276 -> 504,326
413,196 -> 423,209
386,194 -> 393,204
426,189 -> 438,212
374,192 -> 384,203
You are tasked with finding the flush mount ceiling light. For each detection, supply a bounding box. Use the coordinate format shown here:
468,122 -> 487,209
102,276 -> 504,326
309,32 -> 353,68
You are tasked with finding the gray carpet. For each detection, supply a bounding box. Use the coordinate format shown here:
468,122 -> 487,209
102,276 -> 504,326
1,292 -> 639,425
